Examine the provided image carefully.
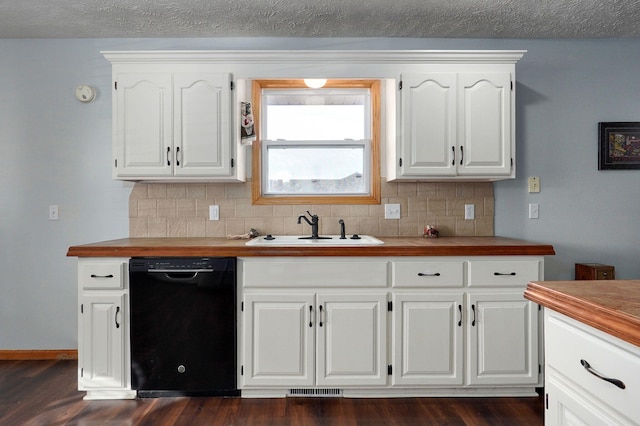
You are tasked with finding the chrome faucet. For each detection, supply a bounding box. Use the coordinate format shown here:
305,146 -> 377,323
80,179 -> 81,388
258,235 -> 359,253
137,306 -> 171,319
298,211 -> 329,239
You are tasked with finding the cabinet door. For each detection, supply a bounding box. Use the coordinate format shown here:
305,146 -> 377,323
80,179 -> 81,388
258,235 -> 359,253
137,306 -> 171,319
114,73 -> 173,178
399,73 -> 457,176
546,374 -> 628,426
392,292 -> 463,385
79,294 -> 126,390
173,73 -> 232,177
316,293 -> 387,386
467,291 -> 539,385
457,73 -> 512,176
242,293 -> 314,387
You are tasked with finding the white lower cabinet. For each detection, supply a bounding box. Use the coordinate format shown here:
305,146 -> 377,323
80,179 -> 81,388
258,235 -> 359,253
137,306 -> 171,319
80,294 -> 126,390
242,293 -> 314,387
75,253 -> 546,400
77,258 -> 135,400
544,310 -> 640,425
242,291 -> 388,389
467,291 -> 539,385
392,292 -> 464,386
240,256 -> 544,397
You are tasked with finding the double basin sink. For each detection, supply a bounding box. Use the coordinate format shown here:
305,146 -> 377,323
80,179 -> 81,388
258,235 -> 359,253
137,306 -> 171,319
246,235 -> 384,246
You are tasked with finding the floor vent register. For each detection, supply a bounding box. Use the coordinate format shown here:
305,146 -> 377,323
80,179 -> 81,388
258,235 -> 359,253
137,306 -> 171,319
287,388 -> 343,397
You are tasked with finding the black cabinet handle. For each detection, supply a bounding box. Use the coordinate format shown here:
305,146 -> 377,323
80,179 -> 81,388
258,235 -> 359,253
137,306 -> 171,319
115,306 -> 120,329
451,146 -> 455,166
494,272 -> 517,276
176,146 -> 181,166
580,359 -> 626,389
418,272 -> 441,277
471,304 -> 476,326
459,145 -> 464,166
167,146 -> 171,166
309,305 -> 313,328
319,305 -> 324,327
90,274 -> 114,278
457,304 -> 462,327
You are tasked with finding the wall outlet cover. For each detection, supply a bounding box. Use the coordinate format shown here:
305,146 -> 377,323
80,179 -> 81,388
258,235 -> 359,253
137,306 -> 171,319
464,204 -> 475,220
209,205 -> 220,221
384,203 -> 401,219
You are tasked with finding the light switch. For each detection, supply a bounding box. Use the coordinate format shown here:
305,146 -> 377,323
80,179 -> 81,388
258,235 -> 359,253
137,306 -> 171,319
529,203 -> 539,219
49,205 -> 59,221
528,177 -> 540,193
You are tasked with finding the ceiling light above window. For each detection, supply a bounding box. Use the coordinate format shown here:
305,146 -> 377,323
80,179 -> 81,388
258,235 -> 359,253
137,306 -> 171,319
303,78 -> 327,89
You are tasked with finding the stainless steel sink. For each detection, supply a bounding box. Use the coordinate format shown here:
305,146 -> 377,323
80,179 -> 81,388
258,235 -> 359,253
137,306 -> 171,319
245,235 -> 384,246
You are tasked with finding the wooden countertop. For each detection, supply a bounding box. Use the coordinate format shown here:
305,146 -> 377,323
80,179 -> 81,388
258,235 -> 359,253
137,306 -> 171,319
67,236 -> 555,258
525,280 -> 640,348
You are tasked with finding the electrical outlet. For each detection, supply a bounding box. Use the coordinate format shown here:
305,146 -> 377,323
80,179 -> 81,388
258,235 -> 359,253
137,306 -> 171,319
49,205 -> 59,221
529,203 -> 539,219
464,204 -> 475,220
528,176 -> 540,193
209,205 -> 220,221
384,203 -> 401,219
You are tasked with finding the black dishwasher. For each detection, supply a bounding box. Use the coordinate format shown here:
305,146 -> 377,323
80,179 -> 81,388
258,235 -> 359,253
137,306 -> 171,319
129,257 -> 239,397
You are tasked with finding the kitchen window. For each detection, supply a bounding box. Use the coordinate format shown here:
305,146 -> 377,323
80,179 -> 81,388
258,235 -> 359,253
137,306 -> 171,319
251,80 -> 381,205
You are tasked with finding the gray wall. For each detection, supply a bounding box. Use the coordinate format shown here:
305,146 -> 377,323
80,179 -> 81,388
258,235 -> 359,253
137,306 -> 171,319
1,37 -> 639,350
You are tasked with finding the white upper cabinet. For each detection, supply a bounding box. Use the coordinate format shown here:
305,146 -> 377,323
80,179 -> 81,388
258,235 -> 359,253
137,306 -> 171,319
114,73 -> 173,178
458,73 -> 512,177
173,73 -> 232,177
104,50 -> 524,183
398,73 -> 458,177
112,71 -> 236,180
104,51 -> 244,182
390,68 -> 517,181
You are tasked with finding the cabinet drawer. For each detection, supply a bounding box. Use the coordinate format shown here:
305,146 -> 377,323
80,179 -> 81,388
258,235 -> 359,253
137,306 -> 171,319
392,260 -> 463,287
241,258 -> 388,288
79,261 -> 125,289
546,312 -> 640,422
467,260 -> 539,287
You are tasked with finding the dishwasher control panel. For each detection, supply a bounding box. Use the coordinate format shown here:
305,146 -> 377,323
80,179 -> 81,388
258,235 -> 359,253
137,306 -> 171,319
129,257 -> 234,272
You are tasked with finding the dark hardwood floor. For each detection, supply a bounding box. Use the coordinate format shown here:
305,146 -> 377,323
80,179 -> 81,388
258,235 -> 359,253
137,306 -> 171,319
0,360 -> 544,425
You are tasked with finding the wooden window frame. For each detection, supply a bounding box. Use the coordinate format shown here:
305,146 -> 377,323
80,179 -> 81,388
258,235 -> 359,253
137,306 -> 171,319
251,79 -> 381,205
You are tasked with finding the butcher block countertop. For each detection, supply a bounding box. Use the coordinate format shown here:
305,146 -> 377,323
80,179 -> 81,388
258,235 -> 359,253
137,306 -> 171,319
525,280 -> 640,348
67,236 -> 554,258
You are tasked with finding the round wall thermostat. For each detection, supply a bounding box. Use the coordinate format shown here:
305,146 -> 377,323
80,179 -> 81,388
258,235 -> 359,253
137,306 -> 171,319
75,84 -> 96,103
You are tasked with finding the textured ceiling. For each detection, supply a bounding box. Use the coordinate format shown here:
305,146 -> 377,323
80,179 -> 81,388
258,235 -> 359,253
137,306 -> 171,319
1,0 -> 639,39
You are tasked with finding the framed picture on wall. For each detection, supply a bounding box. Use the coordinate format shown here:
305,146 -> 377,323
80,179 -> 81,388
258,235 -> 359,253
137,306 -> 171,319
599,122 -> 640,170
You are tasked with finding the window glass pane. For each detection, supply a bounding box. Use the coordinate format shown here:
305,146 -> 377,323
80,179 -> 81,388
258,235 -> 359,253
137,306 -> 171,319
265,144 -> 366,194
264,89 -> 368,141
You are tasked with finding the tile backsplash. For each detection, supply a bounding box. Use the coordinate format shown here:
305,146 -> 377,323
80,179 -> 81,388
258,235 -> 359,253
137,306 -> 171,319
129,180 -> 494,238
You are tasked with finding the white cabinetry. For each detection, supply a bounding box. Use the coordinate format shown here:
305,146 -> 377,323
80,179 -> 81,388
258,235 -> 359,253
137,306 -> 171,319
104,52 -> 244,182
240,255 -> 543,397
466,260 -> 541,386
392,259 -> 464,386
467,292 -> 538,385
77,258 -> 135,400
390,70 -> 515,181
241,258 -> 388,395
545,310 -> 640,425
243,292 -> 387,389
392,291 -> 464,386
243,293 -> 314,387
